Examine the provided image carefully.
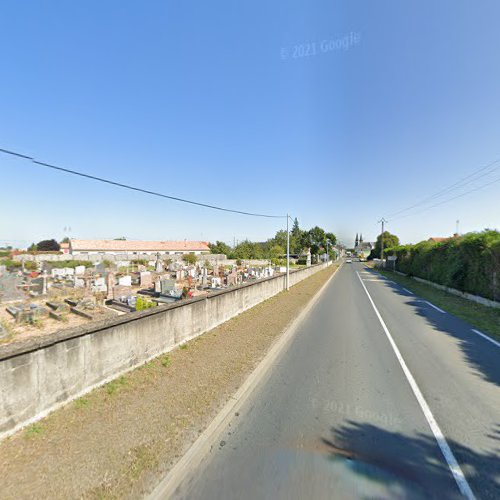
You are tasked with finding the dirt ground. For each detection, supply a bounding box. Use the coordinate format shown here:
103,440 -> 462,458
0,288 -> 120,344
0,265 -> 338,499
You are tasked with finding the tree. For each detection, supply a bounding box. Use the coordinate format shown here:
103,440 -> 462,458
209,241 -> 232,256
372,231 -> 400,259
269,244 -> 284,259
292,222 -> 305,253
61,237 -> 70,244
307,226 -> 327,255
183,253 -> 197,265
36,239 -> 60,252
232,240 -> 263,260
326,232 -> 337,246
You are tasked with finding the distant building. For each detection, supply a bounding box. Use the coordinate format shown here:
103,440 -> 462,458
69,239 -> 210,256
354,233 -> 374,258
60,242 -> 70,254
428,233 -> 459,243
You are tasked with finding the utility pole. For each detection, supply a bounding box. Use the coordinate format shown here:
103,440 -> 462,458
286,214 -> 290,290
456,219 -> 460,236
378,218 -> 388,264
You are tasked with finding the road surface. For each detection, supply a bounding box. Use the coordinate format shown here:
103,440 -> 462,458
173,262 -> 500,499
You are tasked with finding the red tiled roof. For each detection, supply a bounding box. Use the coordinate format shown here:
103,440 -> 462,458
70,239 -> 210,252
428,237 -> 449,243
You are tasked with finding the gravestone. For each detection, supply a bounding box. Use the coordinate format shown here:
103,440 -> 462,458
119,275 -> 132,287
75,265 -> 86,276
106,273 -> 115,300
93,277 -> 107,293
140,271 -> 152,287
95,262 -> 106,274
160,279 -> 176,296
113,285 -> 132,300
227,271 -> 237,286
155,253 -> 164,273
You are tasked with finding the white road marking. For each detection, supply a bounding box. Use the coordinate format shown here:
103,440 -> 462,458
356,272 -> 475,500
363,279 -> 386,282
402,288 -> 413,294
424,301 -> 446,314
471,329 -> 500,349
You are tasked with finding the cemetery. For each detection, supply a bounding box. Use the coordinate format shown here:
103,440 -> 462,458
0,251 -> 304,344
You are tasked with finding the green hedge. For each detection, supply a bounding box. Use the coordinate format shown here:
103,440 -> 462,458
385,230 -> 500,301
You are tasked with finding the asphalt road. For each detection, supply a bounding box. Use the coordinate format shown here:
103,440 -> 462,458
174,262 -> 500,499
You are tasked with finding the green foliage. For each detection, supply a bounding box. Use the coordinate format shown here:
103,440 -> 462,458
25,423 -> 43,438
132,258 -> 148,266
24,261 -> 38,271
388,230 -> 500,301
370,231 -> 400,259
136,296 -> 156,311
182,253 -> 197,265
161,355 -> 171,367
36,239 -> 60,252
106,376 -> 128,395
209,220 -> 336,261
209,241 -> 231,255
0,250 -> 11,258
269,244 -> 284,259
232,240 -> 263,260
0,259 -> 22,270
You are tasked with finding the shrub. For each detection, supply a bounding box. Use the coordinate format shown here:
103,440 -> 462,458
136,296 -> 156,311
389,230 -> 500,301
182,253 -> 197,265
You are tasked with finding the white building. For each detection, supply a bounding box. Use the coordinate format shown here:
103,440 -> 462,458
69,239 -> 211,257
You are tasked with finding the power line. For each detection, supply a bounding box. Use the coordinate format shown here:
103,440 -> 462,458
0,148 -> 286,219
391,173 -> 500,221
387,157 -> 500,218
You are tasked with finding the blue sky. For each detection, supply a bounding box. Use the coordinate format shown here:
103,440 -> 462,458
1,0 -> 499,248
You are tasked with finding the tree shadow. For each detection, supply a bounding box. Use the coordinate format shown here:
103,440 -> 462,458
374,275 -> 500,388
322,420 -> 499,499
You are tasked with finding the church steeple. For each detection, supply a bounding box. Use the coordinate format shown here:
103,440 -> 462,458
359,233 -> 363,244
355,233 -> 359,247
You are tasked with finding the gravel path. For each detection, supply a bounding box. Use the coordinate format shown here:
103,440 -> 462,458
0,265 -> 338,499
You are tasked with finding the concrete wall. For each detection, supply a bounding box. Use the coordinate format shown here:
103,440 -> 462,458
391,270 -> 500,309
0,262 -> 331,439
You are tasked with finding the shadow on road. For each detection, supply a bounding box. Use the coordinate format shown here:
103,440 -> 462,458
373,272 -> 500,388
323,420 -> 499,499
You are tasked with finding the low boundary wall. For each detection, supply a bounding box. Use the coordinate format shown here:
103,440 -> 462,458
0,262 -> 331,439
391,270 -> 500,309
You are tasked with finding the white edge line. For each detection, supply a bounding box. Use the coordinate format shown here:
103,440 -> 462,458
148,263 -> 343,499
356,272 -> 475,500
402,288 -> 413,294
425,301 -> 446,314
471,329 -> 500,348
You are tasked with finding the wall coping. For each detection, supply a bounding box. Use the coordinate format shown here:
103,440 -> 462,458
390,270 -> 500,309
0,264 -> 324,362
